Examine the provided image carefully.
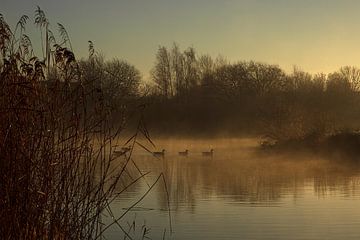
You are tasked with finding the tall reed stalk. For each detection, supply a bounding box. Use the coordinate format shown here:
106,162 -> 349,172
0,8 -> 151,239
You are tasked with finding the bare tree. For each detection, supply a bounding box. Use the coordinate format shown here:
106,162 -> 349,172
339,66 -> 360,91
151,46 -> 172,98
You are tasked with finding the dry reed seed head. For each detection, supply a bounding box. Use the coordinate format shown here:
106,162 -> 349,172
16,15 -> 29,33
88,41 -> 95,59
0,8 -> 131,239
34,6 -> 48,28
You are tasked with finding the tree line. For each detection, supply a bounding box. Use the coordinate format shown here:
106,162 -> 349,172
136,43 -> 360,140
65,43 -> 360,140
3,29 -> 360,140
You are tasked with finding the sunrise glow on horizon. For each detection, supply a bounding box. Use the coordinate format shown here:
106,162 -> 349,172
3,0 -> 360,79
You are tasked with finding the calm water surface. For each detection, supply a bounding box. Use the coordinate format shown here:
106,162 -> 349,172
105,138 -> 360,240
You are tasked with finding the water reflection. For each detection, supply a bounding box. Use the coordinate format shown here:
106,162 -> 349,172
134,140 -> 360,207
108,138 -> 360,240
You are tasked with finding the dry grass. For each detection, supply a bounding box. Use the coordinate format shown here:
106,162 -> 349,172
0,8 -> 162,239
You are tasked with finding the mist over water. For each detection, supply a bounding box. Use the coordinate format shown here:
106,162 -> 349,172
106,138 -> 360,240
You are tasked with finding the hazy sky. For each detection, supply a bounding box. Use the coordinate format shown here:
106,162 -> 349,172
2,0 -> 360,80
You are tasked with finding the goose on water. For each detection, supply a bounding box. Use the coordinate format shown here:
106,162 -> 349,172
153,149 -> 165,157
202,149 -> 214,157
178,149 -> 189,156
114,146 -> 131,155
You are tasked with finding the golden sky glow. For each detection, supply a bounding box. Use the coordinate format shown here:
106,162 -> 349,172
3,0 -> 360,79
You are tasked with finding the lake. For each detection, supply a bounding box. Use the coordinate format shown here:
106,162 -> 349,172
105,138 -> 360,240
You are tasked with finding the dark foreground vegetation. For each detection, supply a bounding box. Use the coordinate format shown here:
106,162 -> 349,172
0,9 -> 159,239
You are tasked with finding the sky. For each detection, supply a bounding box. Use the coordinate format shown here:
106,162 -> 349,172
2,0 -> 360,80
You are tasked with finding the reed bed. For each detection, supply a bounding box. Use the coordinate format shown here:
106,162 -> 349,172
0,8 -> 163,239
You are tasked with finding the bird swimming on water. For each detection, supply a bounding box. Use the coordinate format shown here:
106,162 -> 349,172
202,149 -> 214,157
178,149 -> 189,156
153,149 -> 165,157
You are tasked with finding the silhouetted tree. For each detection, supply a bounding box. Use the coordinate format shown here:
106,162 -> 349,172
152,46 -> 172,98
146,44 -> 360,137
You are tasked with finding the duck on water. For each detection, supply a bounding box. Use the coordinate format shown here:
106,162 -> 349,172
113,146 -> 131,155
178,149 -> 189,156
202,149 -> 214,157
153,149 -> 165,157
